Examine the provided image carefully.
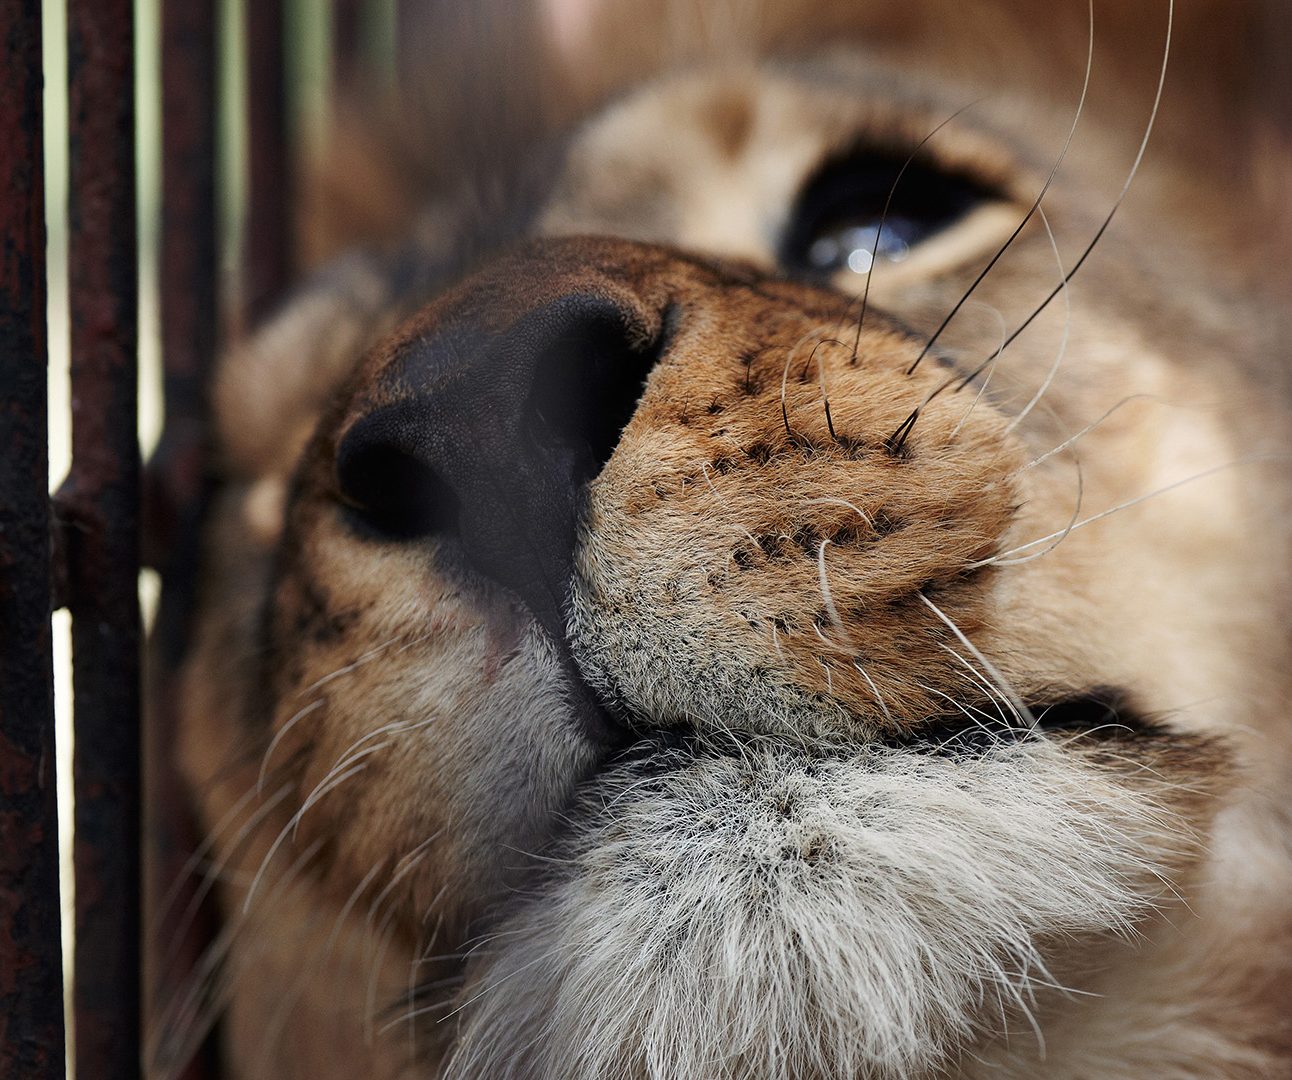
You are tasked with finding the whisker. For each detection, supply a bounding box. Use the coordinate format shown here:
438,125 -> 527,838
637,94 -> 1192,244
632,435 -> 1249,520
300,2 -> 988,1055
802,496 -> 872,526
420,878 -> 455,929
330,861 -> 387,956
817,656 -> 835,696
1022,394 -> 1163,470
299,632 -> 427,696
780,329 -> 821,442
977,455 -> 1286,565
245,749 -> 382,914
920,682 -> 1023,744
435,945 -> 572,1025
151,836 -> 325,1076
254,861 -> 393,1078
407,930 -> 423,1061
807,338 -> 844,441
967,455 -> 1085,569
154,778 -> 268,929
816,538 -> 854,649
949,301 -> 1006,440
849,100 -> 984,362
365,891 -> 409,1042
950,0 -> 1175,392
906,0 -> 1094,375
920,591 -> 1035,729
891,0 -> 1172,451
365,837 -> 438,939
157,782 -> 294,978
852,659 -> 893,723
1005,205 -> 1071,433
700,461 -> 759,547
259,698 -> 324,793
294,754 -> 382,836
947,650 -> 1020,728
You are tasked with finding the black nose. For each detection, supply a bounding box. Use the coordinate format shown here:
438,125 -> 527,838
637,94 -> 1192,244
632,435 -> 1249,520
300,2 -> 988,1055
335,286 -> 669,642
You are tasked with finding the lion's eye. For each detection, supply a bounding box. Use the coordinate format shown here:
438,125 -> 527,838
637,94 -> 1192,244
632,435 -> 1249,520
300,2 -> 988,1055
779,147 -> 996,277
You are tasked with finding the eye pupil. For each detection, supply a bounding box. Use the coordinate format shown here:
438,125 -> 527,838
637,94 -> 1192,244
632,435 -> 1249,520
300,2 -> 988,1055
781,145 -> 996,278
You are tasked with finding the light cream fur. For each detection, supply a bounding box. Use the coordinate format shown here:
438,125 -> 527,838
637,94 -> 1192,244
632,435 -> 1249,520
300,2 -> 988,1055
164,3 -> 1292,1078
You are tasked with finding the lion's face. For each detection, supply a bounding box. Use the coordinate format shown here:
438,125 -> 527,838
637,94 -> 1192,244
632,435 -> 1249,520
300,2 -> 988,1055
171,9 -> 1292,1080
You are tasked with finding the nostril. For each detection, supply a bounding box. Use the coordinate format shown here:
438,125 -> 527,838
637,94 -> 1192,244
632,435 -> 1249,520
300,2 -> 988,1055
335,414 -> 462,541
523,301 -> 676,484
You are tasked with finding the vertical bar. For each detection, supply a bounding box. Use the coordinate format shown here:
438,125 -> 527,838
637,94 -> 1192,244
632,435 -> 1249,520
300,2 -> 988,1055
332,0 -> 365,92
147,3 -> 220,1078
160,0 -> 218,428
64,0 -> 140,1076
396,0 -> 420,86
0,2 -> 66,1079
244,0 -> 291,326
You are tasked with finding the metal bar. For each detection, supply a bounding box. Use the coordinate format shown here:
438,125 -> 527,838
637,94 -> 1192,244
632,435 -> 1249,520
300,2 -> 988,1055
332,0 -> 365,93
159,0 -> 218,444
64,0 -> 141,1076
147,3 -> 220,1078
0,2 -> 66,1078
244,0 -> 291,327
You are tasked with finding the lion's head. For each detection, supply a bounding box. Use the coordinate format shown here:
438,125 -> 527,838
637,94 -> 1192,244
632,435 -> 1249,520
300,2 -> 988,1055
162,2 -> 1292,1078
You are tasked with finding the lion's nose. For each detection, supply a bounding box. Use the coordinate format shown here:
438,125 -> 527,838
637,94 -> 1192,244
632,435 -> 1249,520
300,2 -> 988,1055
335,268 -> 670,643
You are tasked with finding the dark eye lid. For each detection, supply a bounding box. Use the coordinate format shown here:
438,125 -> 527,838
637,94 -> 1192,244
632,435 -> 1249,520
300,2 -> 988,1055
779,143 -> 1001,278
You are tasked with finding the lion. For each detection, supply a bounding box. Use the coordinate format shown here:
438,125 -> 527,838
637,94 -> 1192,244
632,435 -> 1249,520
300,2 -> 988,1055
154,1 -> 1292,1077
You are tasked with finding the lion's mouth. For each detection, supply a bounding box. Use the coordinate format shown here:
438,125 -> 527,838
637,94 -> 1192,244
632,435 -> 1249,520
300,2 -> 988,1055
582,681 -> 1149,776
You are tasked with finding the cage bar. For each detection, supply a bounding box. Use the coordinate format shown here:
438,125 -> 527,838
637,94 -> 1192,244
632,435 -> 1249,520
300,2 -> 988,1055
158,0 -> 218,452
147,2 -> 220,1078
63,0 -> 142,1076
332,0 -> 366,92
0,1 -> 66,1078
244,0 -> 291,328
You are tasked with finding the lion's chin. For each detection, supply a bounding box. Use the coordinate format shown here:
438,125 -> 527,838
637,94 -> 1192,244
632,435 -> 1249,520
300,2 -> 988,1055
439,737 -> 1183,1080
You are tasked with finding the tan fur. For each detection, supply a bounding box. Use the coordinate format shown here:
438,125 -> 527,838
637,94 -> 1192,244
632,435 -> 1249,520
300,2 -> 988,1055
159,2 -> 1292,1078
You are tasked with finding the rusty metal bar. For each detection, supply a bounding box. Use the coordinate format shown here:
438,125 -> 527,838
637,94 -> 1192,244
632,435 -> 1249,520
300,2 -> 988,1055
158,0 -> 218,450
244,0 -> 291,327
63,0 -> 141,1075
147,3 -> 220,1079
0,2 -> 66,1078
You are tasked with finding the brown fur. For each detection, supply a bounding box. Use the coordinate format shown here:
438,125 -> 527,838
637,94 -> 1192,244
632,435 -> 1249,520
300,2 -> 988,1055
161,2 -> 1292,1078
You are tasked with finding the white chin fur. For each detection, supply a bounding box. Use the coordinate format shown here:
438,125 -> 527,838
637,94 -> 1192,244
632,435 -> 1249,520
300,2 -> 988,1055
441,737 -> 1185,1080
